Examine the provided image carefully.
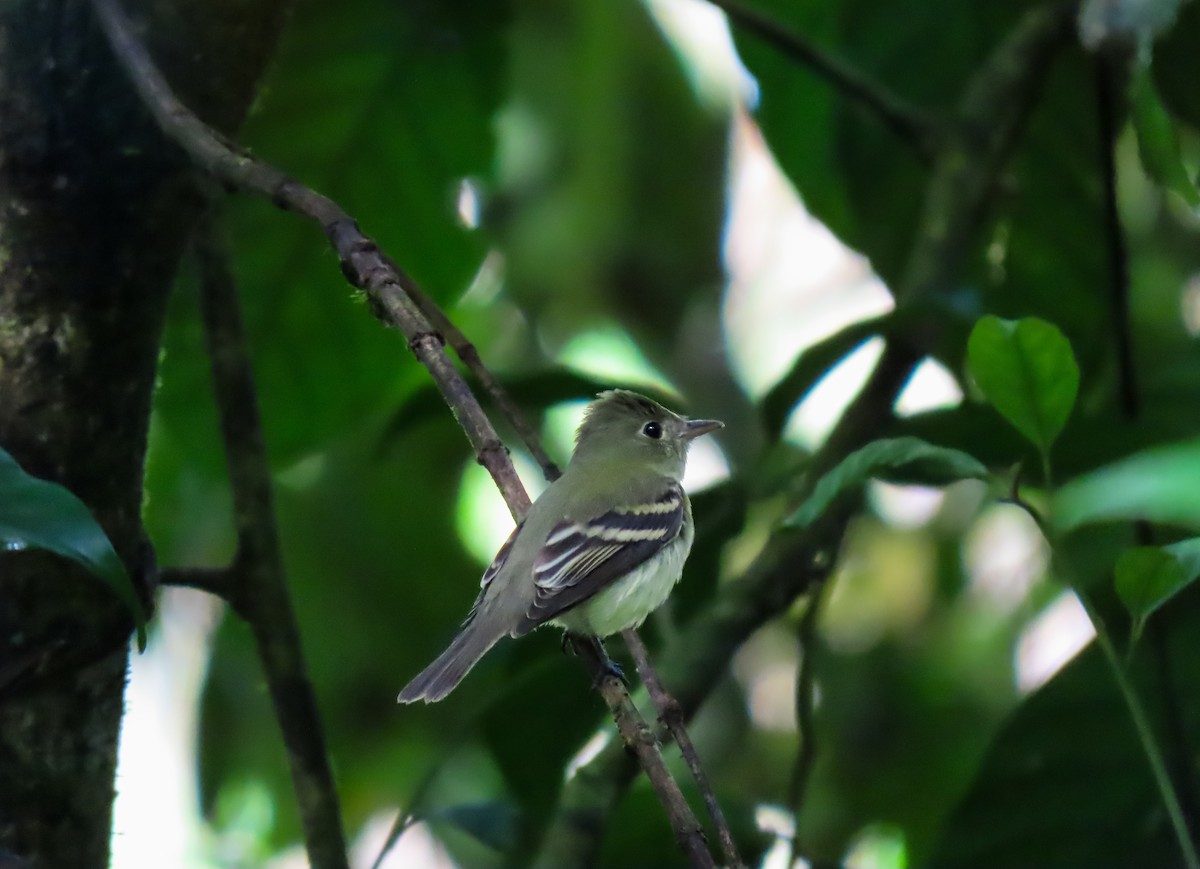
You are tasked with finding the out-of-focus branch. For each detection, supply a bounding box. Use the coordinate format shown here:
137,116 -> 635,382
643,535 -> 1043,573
705,0 -> 941,158
1094,55 -> 1138,420
787,582 -> 825,867
533,3 -> 1080,865
90,0 -> 718,862
193,218 -> 350,869
159,566 -> 238,609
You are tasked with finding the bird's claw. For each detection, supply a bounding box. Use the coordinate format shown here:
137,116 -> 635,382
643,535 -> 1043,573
562,632 -> 630,689
594,640 -> 629,688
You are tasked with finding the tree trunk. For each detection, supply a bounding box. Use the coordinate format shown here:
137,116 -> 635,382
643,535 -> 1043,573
0,1 -> 287,864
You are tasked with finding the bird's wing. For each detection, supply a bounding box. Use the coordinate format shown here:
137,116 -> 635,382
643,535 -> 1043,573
515,482 -> 685,633
460,520 -> 523,625
480,522 -> 521,590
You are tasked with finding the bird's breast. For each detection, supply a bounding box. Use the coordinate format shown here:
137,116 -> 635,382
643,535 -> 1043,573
551,520 -> 694,637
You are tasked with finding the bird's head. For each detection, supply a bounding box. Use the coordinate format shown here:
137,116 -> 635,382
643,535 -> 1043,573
572,389 -> 723,479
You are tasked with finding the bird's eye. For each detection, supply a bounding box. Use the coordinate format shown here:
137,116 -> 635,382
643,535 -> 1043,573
642,421 -> 663,439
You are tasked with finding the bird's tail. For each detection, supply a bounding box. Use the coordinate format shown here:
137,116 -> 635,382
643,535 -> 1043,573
398,620 -> 503,704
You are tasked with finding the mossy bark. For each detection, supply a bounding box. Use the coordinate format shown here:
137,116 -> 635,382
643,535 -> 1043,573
0,1 -> 287,864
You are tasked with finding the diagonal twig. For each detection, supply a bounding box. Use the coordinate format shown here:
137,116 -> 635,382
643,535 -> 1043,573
401,282 -> 563,481
89,0 -> 717,863
194,216 -> 350,869
625,628 -> 745,869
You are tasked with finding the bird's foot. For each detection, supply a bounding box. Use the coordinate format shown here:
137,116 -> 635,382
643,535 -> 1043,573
593,637 -> 629,689
562,632 -> 630,689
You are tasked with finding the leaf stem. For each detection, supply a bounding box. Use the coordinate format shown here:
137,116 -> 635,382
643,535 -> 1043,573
1042,496 -> 1199,869
1075,588 -> 1199,869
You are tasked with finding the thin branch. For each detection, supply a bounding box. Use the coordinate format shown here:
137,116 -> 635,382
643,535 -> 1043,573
193,216 -> 350,869
402,282 -> 563,481
786,582 -> 824,868
570,635 -> 716,869
624,628 -> 745,868
705,0 -> 941,159
1094,55 -> 1140,420
88,0 -> 716,862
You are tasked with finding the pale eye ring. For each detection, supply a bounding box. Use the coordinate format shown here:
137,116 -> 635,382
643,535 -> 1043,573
642,421 -> 663,439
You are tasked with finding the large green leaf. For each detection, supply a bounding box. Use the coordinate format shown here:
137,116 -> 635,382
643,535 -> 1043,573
1115,546 -> 1189,644
0,446 -> 146,650
1055,438 -> 1200,530
966,316 -> 1079,457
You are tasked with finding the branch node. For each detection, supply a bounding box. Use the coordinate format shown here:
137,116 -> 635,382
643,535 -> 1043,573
475,438 -> 510,467
407,329 -> 445,353
271,177 -> 303,211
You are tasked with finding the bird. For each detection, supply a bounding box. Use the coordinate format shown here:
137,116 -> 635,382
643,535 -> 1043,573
398,389 -> 723,703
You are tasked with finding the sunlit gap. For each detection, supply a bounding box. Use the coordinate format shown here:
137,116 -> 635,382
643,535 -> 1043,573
264,813 -> 455,869
732,627 -> 803,733
868,481 -> 947,530
755,804 -> 810,869
455,178 -> 481,229
1014,591 -> 1095,695
756,808 -> 910,869
456,451 -> 548,567
963,504 -> 1048,615
112,589 -> 222,868
1182,271 -> 1200,335
844,823 -> 909,869
721,111 -> 894,401
646,0 -> 758,111
565,729 -> 614,780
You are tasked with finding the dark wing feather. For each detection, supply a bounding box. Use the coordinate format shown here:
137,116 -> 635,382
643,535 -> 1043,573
462,521 -> 522,624
480,522 -> 521,590
514,483 -> 685,634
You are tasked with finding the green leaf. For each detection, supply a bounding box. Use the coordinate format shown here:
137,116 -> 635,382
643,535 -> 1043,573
1132,67 -> 1200,210
1164,537 -> 1200,580
1114,547 -> 1188,643
966,316 -> 1079,456
0,445 -> 146,651
426,801 -> 521,853
786,437 -> 988,528
1055,438 -> 1200,531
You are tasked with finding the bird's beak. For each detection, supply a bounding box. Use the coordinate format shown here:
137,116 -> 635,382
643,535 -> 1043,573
681,418 -> 724,440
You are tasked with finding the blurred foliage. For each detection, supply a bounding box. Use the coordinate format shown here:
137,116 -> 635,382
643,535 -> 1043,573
130,0 -> 1200,866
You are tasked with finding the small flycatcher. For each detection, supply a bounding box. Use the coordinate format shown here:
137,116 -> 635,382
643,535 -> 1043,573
398,390 -> 723,703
